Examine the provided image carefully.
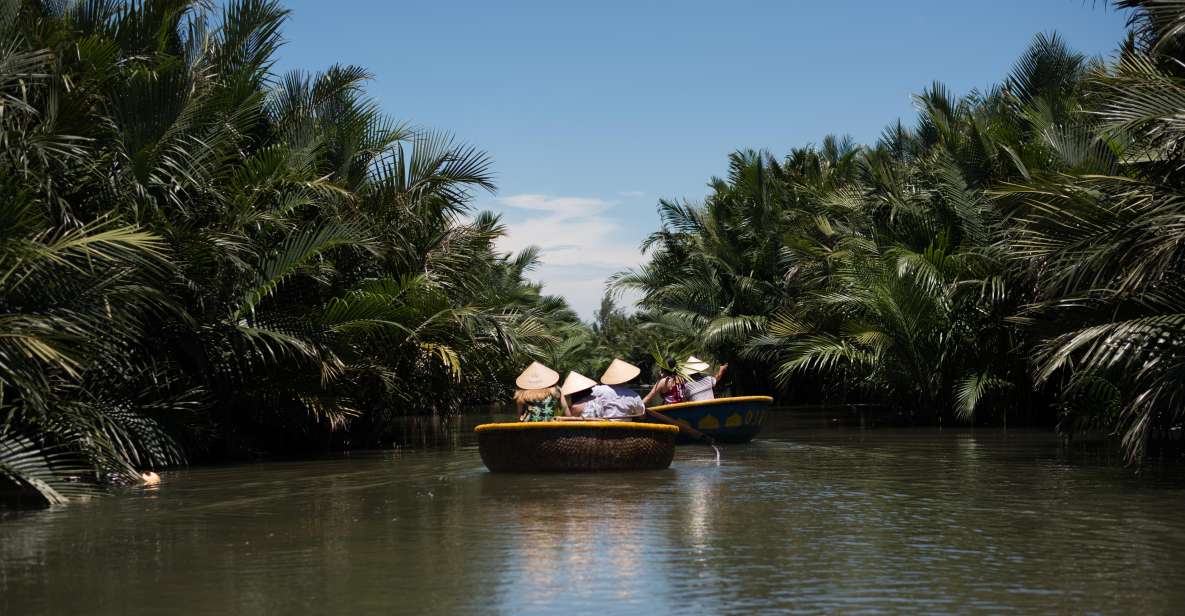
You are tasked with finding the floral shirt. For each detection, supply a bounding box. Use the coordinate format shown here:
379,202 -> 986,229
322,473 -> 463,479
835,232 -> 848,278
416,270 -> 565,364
522,396 -> 560,422
660,377 -> 686,404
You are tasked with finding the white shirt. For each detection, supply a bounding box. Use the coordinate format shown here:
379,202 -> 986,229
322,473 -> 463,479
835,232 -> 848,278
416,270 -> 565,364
683,376 -> 716,402
582,385 -> 644,420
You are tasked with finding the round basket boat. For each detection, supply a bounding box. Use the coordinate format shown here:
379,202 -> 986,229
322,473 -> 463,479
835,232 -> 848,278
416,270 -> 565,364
475,421 -> 679,472
645,396 -> 774,444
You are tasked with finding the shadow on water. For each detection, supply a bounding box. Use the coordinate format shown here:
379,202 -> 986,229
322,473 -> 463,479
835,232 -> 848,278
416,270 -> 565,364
2,405 -> 1185,614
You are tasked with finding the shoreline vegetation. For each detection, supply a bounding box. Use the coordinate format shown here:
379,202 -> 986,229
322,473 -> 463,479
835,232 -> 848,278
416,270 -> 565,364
614,2 -> 1185,465
1,0 -> 1183,506
1,0 -> 590,505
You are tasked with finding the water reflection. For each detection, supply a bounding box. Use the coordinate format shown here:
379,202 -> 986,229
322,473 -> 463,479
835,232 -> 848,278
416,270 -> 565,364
476,471 -> 683,612
2,412 -> 1184,614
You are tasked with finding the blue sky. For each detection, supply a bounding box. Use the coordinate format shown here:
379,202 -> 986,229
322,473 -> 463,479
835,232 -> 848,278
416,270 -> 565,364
272,1 -> 1128,318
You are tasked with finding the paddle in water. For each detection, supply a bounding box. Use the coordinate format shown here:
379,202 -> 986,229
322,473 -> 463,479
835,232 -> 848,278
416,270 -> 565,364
644,409 -> 721,466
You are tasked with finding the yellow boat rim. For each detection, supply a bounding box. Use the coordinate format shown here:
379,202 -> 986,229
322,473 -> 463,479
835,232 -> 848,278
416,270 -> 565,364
647,395 -> 774,412
475,421 -> 679,433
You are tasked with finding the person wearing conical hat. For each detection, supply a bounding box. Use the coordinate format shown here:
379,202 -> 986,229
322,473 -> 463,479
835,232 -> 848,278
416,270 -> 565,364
580,358 -> 646,421
642,358 -> 688,406
684,356 -> 710,374
514,361 -> 562,422
557,371 -> 598,418
682,355 -> 728,402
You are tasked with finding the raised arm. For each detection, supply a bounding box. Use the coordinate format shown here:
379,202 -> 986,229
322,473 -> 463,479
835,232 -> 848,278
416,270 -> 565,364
713,363 -> 729,382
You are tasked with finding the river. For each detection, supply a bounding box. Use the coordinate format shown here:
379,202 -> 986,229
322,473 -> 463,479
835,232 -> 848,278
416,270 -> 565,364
2,410 -> 1184,614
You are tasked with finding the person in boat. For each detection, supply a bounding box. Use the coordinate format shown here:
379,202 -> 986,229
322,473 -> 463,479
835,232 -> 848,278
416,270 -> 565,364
514,361 -> 563,422
641,363 -> 686,406
581,358 -> 646,421
558,371 -> 599,417
682,356 -> 728,402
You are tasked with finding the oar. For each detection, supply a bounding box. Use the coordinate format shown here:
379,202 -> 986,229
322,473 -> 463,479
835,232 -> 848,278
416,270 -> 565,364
644,408 -> 722,465
644,408 -> 713,443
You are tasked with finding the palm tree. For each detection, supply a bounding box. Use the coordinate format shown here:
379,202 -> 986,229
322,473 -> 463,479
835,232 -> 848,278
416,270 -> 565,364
615,150 -> 824,392
1,0 -> 588,504
626,33 -> 1096,425
1,2 -> 190,500
999,0 -> 1185,461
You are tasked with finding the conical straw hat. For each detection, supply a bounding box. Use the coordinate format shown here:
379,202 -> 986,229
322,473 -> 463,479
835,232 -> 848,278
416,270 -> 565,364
600,358 -> 641,385
560,371 -> 598,396
515,361 -> 560,390
685,356 -> 710,373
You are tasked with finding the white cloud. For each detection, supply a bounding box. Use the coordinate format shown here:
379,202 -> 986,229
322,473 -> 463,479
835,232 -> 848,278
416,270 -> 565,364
493,193 -> 644,319
499,193 -> 614,216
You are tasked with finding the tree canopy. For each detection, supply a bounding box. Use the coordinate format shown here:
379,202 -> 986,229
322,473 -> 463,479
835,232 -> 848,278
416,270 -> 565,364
618,2 -> 1185,463
0,0 -> 584,505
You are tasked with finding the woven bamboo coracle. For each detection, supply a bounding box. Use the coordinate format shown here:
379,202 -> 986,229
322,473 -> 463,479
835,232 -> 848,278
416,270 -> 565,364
475,421 -> 679,472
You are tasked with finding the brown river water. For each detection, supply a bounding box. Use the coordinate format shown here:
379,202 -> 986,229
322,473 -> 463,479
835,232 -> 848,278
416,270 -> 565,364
2,410 -> 1184,614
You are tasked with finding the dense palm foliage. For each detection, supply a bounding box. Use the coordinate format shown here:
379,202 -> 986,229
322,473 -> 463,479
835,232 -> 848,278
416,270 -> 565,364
6,1 -> 1185,505
619,2 -> 1185,462
0,0 -> 578,505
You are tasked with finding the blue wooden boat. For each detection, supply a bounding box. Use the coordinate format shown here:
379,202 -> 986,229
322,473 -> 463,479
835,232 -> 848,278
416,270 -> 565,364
645,396 -> 774,443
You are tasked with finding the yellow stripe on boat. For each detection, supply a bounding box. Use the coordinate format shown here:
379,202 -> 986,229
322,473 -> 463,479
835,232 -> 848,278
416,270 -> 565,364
647,395 -> 774,412
475,421 -> 678,433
